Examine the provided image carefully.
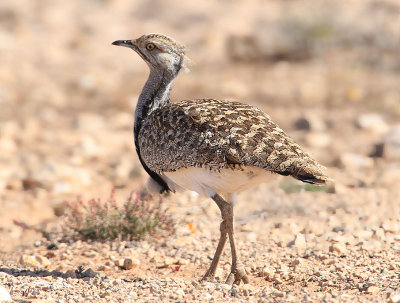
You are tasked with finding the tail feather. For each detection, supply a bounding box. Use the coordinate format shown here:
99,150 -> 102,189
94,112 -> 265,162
291,165 -> 333,185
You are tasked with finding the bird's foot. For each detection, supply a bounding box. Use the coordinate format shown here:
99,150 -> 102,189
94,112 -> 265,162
225,264 -> 249,285
200,270 -> 216,283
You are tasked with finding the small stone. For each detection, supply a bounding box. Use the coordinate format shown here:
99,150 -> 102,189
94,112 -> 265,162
290,258 -> 301,267
177,258 -> 190,265
355,113 -> 388,135
175,289 -> 185,298
367,286 -> 380,294
100,291 -> 111,298
273,290 -> 285,297
123,258 -> 133,270
332,226 -> 345,233
36,255 -> 51,268
261,266 -> 274,280
291,234 -> 306,249
354,230 -> 373,239
45,251 -> 56,258
382,220 -> 399,233
82,268 -> 98,278
273,275 -> 283,284
53,202 -> 66,217
203,293 -> 212,300
20,255 -> 50,268
374,228 -> 386,240
329,244 -> 346,255
164,257 -> 177,266
47,243 -> 58,250
389,293 -> 400,303
97,265 -> 112,271
65,270 -> 76,278
115,259 -> 124,268
214,267 -> 224,280
115,258 -> 139,270
294,114 -> 327,132
380,125 -> 400,160
0,285 -> 12,302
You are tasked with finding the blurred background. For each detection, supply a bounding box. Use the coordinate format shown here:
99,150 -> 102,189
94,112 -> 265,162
0,0 -> 399,251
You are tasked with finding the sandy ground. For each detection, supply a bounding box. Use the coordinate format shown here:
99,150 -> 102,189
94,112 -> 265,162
1,0 -> 400,302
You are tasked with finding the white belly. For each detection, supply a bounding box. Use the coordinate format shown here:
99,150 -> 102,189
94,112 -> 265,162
162,166 -> 269,197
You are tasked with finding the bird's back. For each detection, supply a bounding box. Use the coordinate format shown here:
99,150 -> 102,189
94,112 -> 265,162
138,99 -> 329,185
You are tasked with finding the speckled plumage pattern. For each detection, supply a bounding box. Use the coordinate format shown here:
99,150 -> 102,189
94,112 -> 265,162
138,98 -> 328,184
113,33 -> 330,284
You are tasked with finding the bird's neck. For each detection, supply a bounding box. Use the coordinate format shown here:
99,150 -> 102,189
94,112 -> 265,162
134,68 -> 174,131
133,67 -> 175,193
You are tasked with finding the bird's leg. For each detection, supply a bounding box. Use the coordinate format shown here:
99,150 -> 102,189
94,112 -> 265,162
212,194 -> 249,285
201,219 -> 228,281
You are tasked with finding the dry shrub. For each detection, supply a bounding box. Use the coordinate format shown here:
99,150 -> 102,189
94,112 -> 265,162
62,190 -> 174,241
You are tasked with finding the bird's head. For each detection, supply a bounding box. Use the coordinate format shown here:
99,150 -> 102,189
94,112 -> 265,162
112,33 -> 189,76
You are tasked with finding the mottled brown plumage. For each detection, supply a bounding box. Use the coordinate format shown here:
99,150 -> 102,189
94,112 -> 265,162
113,33 -> 331,286
139,98 -> 328,184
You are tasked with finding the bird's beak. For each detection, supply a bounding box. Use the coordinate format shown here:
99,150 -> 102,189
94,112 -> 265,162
112,40 -> 136,48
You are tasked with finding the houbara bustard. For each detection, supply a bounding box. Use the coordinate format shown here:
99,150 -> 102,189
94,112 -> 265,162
112,34 -> 330,285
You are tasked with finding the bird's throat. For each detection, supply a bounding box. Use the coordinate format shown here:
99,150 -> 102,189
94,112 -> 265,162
133,68 -> 175,193
134,69 -> 174,129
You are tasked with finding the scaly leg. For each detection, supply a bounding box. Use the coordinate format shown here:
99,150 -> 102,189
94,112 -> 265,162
201,220 -> 228,281
210,194 -> 249,285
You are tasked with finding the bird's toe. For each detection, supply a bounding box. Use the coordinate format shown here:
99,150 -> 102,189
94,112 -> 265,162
225,264 -> 249,285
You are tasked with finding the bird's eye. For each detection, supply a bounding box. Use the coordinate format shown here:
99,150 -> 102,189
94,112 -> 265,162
146,43 -> 155,51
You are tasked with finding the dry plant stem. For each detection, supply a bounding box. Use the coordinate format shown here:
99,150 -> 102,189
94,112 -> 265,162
202,194 -> 249,285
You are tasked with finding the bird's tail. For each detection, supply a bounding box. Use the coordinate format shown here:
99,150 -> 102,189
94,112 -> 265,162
292,164 -> 333,185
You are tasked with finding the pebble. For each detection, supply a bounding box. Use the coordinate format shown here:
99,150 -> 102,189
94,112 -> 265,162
177,258 -> 190,265
123,258 -> 134,270
289,234 -> 306,249
20,255 -> 51,268
0,285 -> 12,302
203,293 -> 212,300
261,266 -> 274,280
273,290 -> 286,298
378,125 -> 400,160
366,286 -> 380,294
390,293 -> 400,303
53,202 -> 66,217
294,114 -> 327,132
329,244 -> 346,255
355,113 -> 389,135
164,257 -> 178,266
290,258 -> 301,267
382,220 -> 399,233
97,265 -> 112,272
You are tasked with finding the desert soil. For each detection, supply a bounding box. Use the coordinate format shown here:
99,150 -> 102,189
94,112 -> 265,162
1,0 -> 400,302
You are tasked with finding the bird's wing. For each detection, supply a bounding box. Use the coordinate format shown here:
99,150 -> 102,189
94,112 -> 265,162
138,99 -> 329,184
